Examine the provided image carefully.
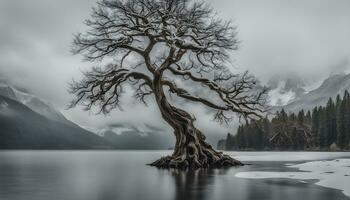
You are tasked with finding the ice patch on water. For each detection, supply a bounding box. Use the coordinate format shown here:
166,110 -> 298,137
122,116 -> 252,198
235,159 -> 350,197
226,151 -> 350,162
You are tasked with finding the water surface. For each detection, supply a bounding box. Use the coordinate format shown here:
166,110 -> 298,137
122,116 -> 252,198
0,151 -> 349,200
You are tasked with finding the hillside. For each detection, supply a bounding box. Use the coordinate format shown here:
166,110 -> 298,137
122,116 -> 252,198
282,73 -> 350,112
0,84 -> 112,149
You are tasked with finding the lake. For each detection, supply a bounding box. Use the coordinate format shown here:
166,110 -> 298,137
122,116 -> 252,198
0,151 -> 349,200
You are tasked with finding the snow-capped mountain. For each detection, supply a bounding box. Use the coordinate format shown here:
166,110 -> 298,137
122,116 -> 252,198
282,73 -> 350,112
0,80 -> 174,149
267,74 -> 307,106
85,124 -> 174,150
0,81 -> 72,125
0,81 -> 112,149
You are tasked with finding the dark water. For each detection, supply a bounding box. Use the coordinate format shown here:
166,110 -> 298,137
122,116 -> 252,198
0,151 -> 348,200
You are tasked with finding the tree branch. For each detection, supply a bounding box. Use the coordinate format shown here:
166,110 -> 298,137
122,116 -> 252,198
162,80 -> 227,110
166,66 -> 268,121
70,0 -> 267,123
69,65 -> 152,113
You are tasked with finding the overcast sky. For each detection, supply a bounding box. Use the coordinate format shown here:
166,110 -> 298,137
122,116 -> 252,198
1,0 -> 350,140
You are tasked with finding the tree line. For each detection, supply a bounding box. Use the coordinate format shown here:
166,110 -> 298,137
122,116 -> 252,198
221,91 -> 350,151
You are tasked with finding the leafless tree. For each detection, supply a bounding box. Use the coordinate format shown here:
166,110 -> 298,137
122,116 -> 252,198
70,0 -> 267,169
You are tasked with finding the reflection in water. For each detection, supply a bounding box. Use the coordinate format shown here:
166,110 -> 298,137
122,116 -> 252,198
172,168 -> 239,200
170,169 -> 220,200
0,151 -> 348,200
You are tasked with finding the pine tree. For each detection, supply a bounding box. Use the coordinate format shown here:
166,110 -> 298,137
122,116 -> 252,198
311,107 -> 320,147
336,96 -> 346,148
297,109 -> 305,125
262,117 -> 270,149
236,125 -> 246,149
279,109 -> 288,122
306,110 -> 312,124
230,91 -> 350,150
244,123 -> 251,149
336,94 -> 341,108
344,90 -> 350,149
254,121 -> 265,150
326,98 -> 337,146
318,107 -> 327,148
289,113 -> 296,121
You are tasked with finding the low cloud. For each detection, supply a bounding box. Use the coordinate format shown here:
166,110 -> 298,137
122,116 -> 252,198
1,0 -> 350,140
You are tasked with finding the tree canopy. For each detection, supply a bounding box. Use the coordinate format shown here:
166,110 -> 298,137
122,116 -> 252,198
69,0 -> 267,169
70,0 -> 267,123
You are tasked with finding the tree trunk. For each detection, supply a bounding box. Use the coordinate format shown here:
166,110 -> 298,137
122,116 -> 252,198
149,74 -> 243,169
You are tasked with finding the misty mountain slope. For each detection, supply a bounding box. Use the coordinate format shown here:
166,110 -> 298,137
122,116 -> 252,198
282,73 -> 350,112
15,90 -> 70,124
1,81 -> 175,150
0,95 -> 111,149
0,84 -> 17,101
267,74 -> 307,106
0,81 -> 73,125
99,126 -> 174,150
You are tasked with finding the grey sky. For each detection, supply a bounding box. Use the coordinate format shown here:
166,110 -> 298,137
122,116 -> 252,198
1,0 -> 350,140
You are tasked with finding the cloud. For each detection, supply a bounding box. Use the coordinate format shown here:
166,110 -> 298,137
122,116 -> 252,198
0,0 -> 97,106
213,0 -> 350,82
1,0 -> 350,141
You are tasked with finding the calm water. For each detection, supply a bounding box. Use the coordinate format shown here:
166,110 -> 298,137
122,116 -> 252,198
0,151 -> 349,200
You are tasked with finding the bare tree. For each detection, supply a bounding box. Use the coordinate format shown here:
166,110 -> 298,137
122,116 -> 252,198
70,0 -> 267,169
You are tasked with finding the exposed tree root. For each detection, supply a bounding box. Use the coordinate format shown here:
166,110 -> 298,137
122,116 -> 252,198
149,152 -> 243,169
149,94 -> 244,169
69,0 -> 266,170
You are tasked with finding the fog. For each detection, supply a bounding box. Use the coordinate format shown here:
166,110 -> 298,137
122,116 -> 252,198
1,0 -> 350,140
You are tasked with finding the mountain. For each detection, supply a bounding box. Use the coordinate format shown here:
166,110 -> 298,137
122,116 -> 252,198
0,82 -> 74,126
0,83 -> 17,100
267,74 -> 307,106
0,82 -> 112,149
0,81 -> 177,150
87,125 -> 174,150
282,73 -> 350,112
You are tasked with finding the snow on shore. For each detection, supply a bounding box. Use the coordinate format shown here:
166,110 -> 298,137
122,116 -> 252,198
226,151 -> 350,162
235,158 -> 350,197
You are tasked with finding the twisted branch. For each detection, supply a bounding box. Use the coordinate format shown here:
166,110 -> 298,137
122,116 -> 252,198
70,0 -> 267,122
69,65 -> 152,113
